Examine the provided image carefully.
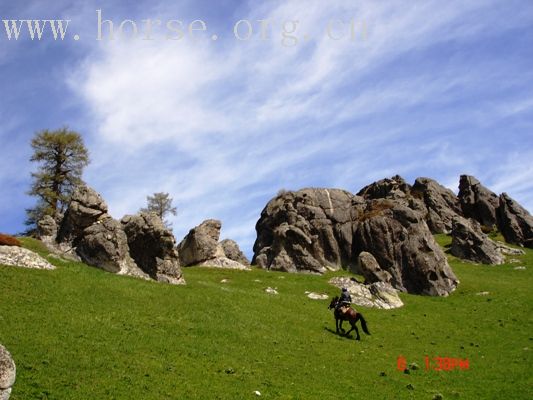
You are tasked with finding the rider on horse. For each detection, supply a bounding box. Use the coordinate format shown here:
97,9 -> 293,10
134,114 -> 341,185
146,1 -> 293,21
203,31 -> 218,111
338,288 -> 352,315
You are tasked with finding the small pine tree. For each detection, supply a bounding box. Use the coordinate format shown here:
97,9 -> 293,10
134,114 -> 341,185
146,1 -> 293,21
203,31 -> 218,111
26,128 -> 89,231
140,192 -> 177,229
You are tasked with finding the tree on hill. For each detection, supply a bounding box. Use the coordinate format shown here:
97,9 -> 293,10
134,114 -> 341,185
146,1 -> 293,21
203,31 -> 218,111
26,128 -> 89,230
140,192 -> 177,229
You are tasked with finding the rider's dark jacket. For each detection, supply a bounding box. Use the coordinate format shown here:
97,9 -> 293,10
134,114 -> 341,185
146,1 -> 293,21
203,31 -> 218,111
339,291 -> 352,306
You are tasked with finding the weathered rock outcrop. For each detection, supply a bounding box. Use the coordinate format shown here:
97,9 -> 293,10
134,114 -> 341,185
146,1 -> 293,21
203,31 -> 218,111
54,186 -> 148,278
0,246 -> 55,270
356,251 -> 392,284
36,215 -> 57,246
253,188 -> 362,274
357,175 -> 411,201
458,175 -> 500,228
411,177 -> 462,233
178,219 -> 221,266
354,200 -> 457,295
76,217 -> 146,278
450,216 -> 504,265
0,344 -> 15,400
220,239 -> 250,265
329,276 -> 403,309
49,185 -> 184,283
357,175 -> 463,234
121,213 -> 184,284
497,193 -> 533,248
253,188 -> 458,296
56,185 -> 108,248
178,219 -> 249,270
253,174 -> 532,293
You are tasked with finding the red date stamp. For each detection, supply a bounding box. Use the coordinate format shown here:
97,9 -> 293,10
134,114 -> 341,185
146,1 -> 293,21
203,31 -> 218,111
397,355 -> 469,372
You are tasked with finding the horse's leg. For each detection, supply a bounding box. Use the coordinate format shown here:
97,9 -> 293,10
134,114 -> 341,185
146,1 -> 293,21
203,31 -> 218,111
353,324 -> 360,340
342,318 -> 354,337
335,317 -> 340,334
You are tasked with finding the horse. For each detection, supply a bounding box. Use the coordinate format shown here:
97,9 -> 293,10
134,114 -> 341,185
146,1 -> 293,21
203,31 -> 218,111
328,296 -> 370,340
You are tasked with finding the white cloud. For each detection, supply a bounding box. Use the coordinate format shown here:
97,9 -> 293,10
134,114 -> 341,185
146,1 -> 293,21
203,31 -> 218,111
66,0 -> 532,254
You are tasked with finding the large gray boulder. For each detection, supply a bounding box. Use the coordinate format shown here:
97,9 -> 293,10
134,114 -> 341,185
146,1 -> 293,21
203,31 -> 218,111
450,216 -> 504,265
36,215 -> 58,246
497,193 -> 533,248
178,219 -> 249,270
458,175 -> 500,228
54,186 -> 147,278
357,175 -> 411,201
253,188 -> 361,273
354,200 -> 458,296
220,239 -> 250,266
52,185 -> 183,283
356,251 -> 392,284
56,185 -> 108,247
357,175 -> 463,235
76,217 -> 147,278
0,344 -> 15,400
121,213 -> 184,284
253,188 -> 458,296
411,177 -> 462,233
178,219 -> 222,266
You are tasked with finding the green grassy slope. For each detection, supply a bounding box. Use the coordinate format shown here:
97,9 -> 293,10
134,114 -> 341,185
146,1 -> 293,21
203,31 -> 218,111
0,237 -> 531,399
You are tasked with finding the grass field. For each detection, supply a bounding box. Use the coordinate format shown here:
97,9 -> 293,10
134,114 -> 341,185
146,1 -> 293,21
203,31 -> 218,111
0,236 -> 531,399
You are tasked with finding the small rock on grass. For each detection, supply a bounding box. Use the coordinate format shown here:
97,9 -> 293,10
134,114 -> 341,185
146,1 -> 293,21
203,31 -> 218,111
306,292 -> 329,300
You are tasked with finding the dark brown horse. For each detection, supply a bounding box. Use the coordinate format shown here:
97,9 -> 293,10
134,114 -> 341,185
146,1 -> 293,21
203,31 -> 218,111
328,296 -> 370,340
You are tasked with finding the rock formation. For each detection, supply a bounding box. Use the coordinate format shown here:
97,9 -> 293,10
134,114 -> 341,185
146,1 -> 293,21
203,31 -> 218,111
44,185 -> 184,284
0,246 -> 55,270
178,219 -> 250,270
220,239 -> 250,266
76,217 -> 146,278
458,175 -> 500,228
497,193 -> 533,248
329,276 -> 403,309
357,175 -> 411,201
0,344 -> 15,400
36,215 -> 57,246
356,251 -> 392,284
357,175 -> 463,234
455,176 -> 533,248
411,177 -> 462,233
178,219 -> 222,266
56,185 -> 109,249
354,200 -> 457,296
252,188 -> 361,273
121,213 -> 184,284
253,188 -> 458,296
450,216 -> 504,265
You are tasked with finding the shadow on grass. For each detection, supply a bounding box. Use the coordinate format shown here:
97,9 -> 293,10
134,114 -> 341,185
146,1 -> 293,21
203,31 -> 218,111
323,326 -> 355,340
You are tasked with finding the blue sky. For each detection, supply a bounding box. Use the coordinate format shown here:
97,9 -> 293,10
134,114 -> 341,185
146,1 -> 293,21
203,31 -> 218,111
1,0 -> 532,257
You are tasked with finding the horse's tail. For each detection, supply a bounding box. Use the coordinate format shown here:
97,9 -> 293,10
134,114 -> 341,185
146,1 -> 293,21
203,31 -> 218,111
359,314 -> 370,335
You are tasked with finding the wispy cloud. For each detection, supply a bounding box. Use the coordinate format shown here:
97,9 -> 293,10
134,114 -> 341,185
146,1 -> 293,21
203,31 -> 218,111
3,0 -> 531,250
65,0 -> 533,254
